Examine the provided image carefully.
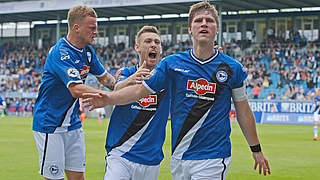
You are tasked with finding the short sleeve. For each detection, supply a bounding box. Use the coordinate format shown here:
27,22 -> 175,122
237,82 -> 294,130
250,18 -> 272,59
87,46 -> 106,77
46,48 -> 82,88
232,63 -> 248,89
143,57 -> 170,93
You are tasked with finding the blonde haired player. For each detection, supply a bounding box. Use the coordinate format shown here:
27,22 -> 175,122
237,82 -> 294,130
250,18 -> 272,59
32,5 -> 116,180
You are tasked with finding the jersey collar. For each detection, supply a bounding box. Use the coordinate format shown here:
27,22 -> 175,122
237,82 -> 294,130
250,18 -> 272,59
63,37 -> 84,53
190,48 -> 219,65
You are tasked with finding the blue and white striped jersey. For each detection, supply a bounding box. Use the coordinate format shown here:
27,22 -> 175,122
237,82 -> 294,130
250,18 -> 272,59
314,96 -> 320,114
0,96 -> 5,106
106,65 -> 170,165
143,49 -> 247,160
33,37 -> 106,133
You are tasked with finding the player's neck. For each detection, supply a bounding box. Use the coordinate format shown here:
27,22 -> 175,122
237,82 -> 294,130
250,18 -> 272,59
139,60 -> 154,71
67,33 -> 85,49
192,42 -> 215,60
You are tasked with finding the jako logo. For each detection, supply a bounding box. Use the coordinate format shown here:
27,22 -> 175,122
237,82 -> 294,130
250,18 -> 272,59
187,78 -> 216,95
137,95 -> 157,107
61,55 -> 70,60
80,65 -> 90,79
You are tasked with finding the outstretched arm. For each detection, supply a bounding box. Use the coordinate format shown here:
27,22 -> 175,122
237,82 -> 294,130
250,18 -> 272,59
68,83 -> 103,98
234,99 -> 271,176
83,83 -> 151,110
96,72 -> 116,90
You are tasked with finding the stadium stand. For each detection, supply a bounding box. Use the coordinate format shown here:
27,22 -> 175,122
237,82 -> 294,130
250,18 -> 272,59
1,32 -> 319,111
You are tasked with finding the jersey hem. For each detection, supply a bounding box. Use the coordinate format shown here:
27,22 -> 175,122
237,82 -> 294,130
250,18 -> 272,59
121,154 -> 162,166
173,153 -> 231,160
95,70 -> 107,77
32,125 -> 82,134
67,80 -> 83,88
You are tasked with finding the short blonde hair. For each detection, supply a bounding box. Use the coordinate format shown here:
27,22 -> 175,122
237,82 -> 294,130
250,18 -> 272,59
136,26 -> 160,43
188,1 -> 219,28
67,5 -> 97,30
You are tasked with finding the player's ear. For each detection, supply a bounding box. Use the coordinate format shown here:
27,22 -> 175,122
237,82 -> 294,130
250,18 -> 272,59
188,26 -> 192,35
74,24 -> 80,33
158,40 -> 163,55
134,43 -> 139,52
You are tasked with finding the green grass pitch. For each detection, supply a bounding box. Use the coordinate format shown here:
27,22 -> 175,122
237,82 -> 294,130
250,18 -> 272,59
0,116 -> 319,180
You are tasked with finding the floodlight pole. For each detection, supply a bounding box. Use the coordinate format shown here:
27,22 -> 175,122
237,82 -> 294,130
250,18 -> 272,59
318,14 -> 320,38
128,23 -> 134,48
56,13 -> 60,43
0,23 -> 2,42
218,6 -> 222,46
171,22 -> 177,45
28,21 -> 31,44
14,22 -> 17,44
216,1 -> 223,47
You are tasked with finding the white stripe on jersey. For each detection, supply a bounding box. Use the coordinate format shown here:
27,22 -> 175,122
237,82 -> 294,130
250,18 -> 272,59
232,84 -> 247,102
54,99 -> 78,133
190,48 -> 219,65
95,70 -> 107,77
109,115 -> 155,157
315,106 -> 320,115
63,37 -> 83,53
67,80 -> 83,88
172,108 -> 211,159
142,81 -> 156,94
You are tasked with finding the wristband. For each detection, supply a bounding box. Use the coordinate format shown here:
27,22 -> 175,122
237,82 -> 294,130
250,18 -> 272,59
250,144 -> 261,152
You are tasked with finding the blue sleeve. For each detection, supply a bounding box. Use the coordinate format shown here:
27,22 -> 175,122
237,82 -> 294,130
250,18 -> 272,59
46,47 -> 82,87
315,97 -> 320,110
231,62 -> 248,89
143,57 -> 170,93
87,46 -> 106,76
117,67 -> 132,82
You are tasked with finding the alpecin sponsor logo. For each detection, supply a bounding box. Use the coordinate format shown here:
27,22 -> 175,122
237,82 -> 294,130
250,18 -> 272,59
80,65 -> 90,79
187,78 -> 216,95
137,95 -> 157,107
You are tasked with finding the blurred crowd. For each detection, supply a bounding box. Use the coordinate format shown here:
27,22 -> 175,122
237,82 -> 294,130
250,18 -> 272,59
0,31 -> 319,116
0,42 -> 45,93
238,32 -> 320,101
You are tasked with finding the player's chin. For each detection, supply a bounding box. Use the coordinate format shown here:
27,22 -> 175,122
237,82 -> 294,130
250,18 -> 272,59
87,38 -> 95,45
147,59 -> 158,66
88,41 -> 95,46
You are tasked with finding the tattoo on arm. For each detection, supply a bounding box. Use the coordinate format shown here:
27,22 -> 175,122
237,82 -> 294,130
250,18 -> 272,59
104,74 -> 115,90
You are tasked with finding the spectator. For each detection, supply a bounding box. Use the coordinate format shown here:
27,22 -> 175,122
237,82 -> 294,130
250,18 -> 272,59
251,84 -> 261,99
